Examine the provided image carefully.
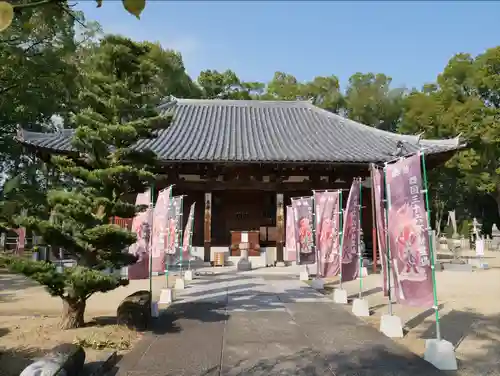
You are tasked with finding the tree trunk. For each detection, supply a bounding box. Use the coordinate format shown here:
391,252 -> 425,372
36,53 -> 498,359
60,297 -> 86,329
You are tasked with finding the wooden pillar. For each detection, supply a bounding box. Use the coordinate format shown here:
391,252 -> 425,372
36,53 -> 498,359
276,192 -> 284,263
204,192 -> 212,262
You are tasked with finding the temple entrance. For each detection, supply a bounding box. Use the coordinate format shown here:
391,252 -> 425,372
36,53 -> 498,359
211,190 -> 276,247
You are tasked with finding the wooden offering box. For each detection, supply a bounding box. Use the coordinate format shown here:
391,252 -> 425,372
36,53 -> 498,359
230,230 -> 260,256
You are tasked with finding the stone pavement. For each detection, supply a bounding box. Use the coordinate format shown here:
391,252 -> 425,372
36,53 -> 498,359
114,271 -> 448,376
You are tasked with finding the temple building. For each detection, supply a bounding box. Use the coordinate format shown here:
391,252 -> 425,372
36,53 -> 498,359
17,98 -> 463,267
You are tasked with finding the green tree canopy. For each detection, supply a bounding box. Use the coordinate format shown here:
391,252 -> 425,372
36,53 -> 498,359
3,34 -> 171,329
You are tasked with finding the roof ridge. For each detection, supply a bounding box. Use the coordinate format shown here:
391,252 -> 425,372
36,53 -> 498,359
174,98 -> 314,106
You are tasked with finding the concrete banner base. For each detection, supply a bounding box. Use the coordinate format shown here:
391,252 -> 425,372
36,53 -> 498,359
151,301 -> 159,318
299,271 -> 309,281
352,298 -> 370,317
333,288 -> 348,304
159,288 -> 173,304
184,270 -> 193,281
424,339 -> 458,370
175,278 -> 186,290
379,314 -> 404,338
311,278 -> 324,290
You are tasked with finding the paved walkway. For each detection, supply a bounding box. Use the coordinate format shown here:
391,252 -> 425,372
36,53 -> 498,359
115,271 -> 446,376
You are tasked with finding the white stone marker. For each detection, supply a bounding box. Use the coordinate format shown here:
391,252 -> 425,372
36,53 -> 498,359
333,288 -> 348,304
184,270 -> 193,281
352,298 -> 370,317
159,288 -> 173,304
424,339 -> 458,370
379,314 -> 404,338
311,278 -> 324,290
175,277 -> 185,290
151,301 -> 159,318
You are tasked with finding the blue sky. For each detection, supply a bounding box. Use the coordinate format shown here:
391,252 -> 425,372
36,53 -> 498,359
75,1 -> 500,90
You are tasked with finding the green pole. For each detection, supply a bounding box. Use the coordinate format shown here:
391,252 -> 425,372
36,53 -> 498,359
382,164 -> 394,316
165,187 -> 172,289
358,178 -> 363,299
188,203 -> 195,271
312,191 -> 318,278
149,184 -> 155,304
179,196 -> 184,279
338,189 -> 344,290
420,151 -> 441,341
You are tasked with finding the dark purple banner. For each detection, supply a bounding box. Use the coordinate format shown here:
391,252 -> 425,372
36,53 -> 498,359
341,179 -> 360,282
314,191 -> 341,277
291,197 -> 315,265
386,155 -> 433,308
371,165 -> 389,296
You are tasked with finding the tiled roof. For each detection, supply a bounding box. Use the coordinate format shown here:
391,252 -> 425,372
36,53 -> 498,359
18,98 -> 464,164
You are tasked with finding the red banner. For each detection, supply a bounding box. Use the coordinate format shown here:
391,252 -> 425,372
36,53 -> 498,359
128,190 -> 152,280
341,179 -> 360,282
182,203 -> 195,260
386,155 -> 433,308
314,191 -> 341,277
291,197 -> 315,265
371,165 -> 389,296
285,206 -> 296,262
166,196 -> 183,257
151,186 -> 172,273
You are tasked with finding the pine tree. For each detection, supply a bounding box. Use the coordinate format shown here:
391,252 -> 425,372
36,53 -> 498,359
3,35 -> 171,329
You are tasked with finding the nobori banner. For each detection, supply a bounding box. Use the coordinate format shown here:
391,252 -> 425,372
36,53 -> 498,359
385,155 -> 433,308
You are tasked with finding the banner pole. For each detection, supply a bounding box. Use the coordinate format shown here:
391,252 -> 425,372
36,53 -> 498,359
420,151 -> 441,341
165,187 -> 172,289
358,178 -> 363,299
370,166 -> 378,273
382,165 -> 393,316
188,203 -> 195,271
339,189 -> 344,290
312,192 -> 319,278
179,197 -> 184,279
149,184 -> 155,303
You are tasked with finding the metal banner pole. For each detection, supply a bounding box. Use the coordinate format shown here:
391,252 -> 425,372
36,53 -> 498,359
165,187 -> 173,289
382,165 -> 393,316
149,184 -> 155,304
339,189 -> 344,290
358,178 -> 364,299
420,151 -> 441,341
178,196 -> 185,279
312,191 -> 319,278
188,203 -> 195,271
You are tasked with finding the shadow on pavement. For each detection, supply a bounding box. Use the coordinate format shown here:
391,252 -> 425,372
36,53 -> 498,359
420,309 -> 500,374
200,346 -> 447,376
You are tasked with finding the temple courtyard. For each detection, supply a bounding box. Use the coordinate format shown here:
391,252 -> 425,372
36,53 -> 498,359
0,252 -> 499,375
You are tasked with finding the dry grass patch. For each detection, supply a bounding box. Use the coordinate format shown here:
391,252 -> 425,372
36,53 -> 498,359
0,315 -> 143,376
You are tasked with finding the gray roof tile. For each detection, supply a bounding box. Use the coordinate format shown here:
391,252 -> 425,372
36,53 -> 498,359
18,99 -> 464,164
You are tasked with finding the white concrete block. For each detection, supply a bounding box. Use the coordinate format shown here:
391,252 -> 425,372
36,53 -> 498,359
352,298 -> 370,317
360,266 -> 368,277
151,301 -> 159,317
424,339 -> 458,370
175,278 -> 185,290
311,278 -> 324,290
159,288 -> 173,304
333,288 -> 348,304
184,270 -> 193,281
379,314 -> 403,338
299,271 -> 309,281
